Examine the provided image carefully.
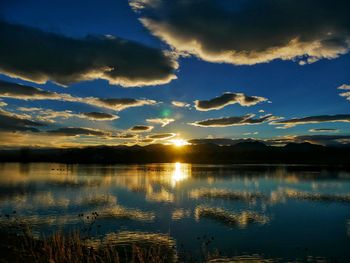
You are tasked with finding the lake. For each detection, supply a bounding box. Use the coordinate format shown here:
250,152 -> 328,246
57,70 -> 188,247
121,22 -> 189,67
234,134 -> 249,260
0,163 -> 349,262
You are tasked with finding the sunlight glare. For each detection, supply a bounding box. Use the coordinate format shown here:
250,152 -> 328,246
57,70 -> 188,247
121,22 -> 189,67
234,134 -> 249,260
170,139 -> 188,147
171,162 -> 189,187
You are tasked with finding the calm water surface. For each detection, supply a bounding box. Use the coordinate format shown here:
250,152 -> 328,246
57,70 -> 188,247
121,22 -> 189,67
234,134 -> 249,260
0,163 -> 350,262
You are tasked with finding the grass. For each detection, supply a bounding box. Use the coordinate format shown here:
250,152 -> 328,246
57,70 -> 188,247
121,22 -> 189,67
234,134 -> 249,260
0,211 -> 175,263
0,227 -> 281,263
0,228 -> 177,263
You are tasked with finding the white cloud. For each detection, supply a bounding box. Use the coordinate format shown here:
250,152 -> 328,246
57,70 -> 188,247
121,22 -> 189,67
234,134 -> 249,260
146,118 -> 175,127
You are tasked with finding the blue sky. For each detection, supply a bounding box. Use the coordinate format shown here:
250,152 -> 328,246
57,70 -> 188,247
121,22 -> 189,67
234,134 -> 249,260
0,0 -> 350,147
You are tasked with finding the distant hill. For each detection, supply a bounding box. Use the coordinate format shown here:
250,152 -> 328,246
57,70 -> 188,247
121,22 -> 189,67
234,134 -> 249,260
0,142 -> 349,165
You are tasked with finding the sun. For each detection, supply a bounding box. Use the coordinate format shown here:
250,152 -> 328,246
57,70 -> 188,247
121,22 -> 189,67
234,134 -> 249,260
170,138 -> 188,147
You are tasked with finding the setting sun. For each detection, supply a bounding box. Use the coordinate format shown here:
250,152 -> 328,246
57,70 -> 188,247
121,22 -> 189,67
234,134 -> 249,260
170,138 -> 189,147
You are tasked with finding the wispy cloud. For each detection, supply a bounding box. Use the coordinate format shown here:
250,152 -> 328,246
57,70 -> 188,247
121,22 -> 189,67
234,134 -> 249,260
0,109 -> 44,132
129,125 -> 154,132
81,112 -> 119,120
337,84 -> 350,90
0,80 -> 158,112
16,107 -> 119,123
0,80 -> 77,100
338,84 -> 350,101
273,114 -> 350,128
147,133 -> 176,140
294,135 -> 350,146
189,114 -> 279,127
93,98 -> 157,111
309,128 -> 339,133
194,92 -> 268,111
146,118 -> 175,127
46,127 -> 109,137
171,101 -> 190,108
0,100 -> 7,107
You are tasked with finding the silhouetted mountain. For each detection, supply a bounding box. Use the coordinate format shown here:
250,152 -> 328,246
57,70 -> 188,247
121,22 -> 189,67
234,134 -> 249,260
232,141 -> 267,150
0,142 -> 350,165
284,142 -> 324,151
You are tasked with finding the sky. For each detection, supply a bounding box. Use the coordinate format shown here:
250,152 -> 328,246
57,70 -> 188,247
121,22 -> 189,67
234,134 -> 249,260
0,0 -> 350,148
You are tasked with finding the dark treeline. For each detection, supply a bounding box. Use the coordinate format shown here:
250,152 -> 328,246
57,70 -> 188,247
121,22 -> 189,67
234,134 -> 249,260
1,142 -> 350,165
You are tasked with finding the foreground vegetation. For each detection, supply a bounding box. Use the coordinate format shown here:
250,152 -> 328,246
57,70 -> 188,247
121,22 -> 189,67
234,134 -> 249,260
0,228 -> 254,263
0,229 -> 178,263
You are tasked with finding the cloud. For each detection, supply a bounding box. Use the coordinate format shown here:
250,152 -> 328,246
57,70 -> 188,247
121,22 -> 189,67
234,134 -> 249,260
337,84 -> 350,90
171,101 -> 190,108
309,128 -> 339,133
0,20 -> 177,87
130,125 -> 154,132
93,98 -> 157,111
243,132 -> 259,136
0,100 -> 7,107
46,127 -> 109,137
131,0 -> 350,65
16,107 -> 118,123
82,112 -> 119,120
0,80 -> 159,112
0,131 -> 58,148
189,114 -> 279,127
338,84 -> 350,101
294,135 -> 350,146
0,110 -> 44,132
273,114 -> 350,128
146,118 -> 175,127
261,134 -> 350,146
112,133 -> 138,139
147,133 -> 176,140
139,138 -> 155,143
195,92 -> 268,111
0,79 -> 75,100
190,134 -> 350,147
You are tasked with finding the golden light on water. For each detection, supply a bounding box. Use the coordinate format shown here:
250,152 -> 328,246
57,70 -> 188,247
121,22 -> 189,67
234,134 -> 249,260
171,162 -> 189,187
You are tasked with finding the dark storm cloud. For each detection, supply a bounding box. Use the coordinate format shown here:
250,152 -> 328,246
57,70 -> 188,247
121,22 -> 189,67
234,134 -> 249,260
0,20 -> 177,87
273,114 -> 350,128
131,0 -> 350,65
0,110 -> 44,132
195,92 -> 268,111
147,133 -> 176,139
82,112 -> 118,120
130,125 -> 154,132
46,127 -> 108,137
189,114 -> 279,127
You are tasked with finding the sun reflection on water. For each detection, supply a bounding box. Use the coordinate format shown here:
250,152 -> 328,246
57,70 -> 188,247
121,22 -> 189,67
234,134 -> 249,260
171,162 -> 190,187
